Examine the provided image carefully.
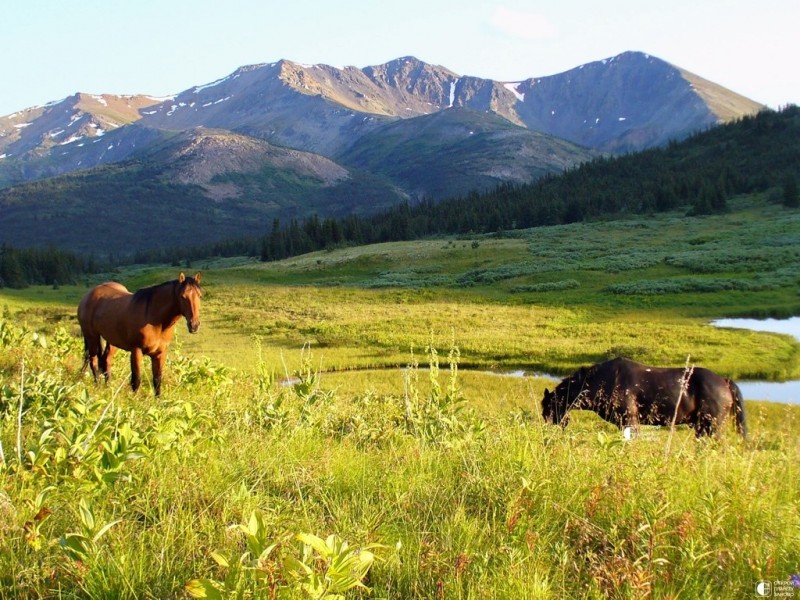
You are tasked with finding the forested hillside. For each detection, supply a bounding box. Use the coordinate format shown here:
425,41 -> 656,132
356,105 -> 800,239
135,105 -> 800,264
2,106 -> 797,286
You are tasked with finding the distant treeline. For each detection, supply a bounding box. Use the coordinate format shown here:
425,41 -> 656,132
4,106 -> 799,282
0,244 -> 104,289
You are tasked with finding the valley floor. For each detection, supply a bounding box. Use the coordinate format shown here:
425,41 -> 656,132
1,196 -> 798,597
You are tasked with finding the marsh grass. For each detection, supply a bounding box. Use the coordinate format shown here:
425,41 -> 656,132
0,314 -> 798,598
3,197 -> 799,382
66,194 -> 792,380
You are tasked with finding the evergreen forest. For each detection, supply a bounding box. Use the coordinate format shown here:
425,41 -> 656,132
2,105 -> 798,286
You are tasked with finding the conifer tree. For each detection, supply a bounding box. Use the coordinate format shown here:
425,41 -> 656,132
783,175 -> 799,208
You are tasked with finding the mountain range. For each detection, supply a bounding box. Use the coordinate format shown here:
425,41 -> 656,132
0,51 -> 763,254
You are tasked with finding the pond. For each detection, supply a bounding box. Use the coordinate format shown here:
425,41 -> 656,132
711,317 -> 800,404
711,317 -> 800,340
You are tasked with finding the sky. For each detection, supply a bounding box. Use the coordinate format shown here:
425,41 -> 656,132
2,0 -> 798,117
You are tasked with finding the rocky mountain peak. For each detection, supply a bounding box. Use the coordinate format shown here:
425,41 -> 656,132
0,93 -> 161,160
0,51 -> 764,191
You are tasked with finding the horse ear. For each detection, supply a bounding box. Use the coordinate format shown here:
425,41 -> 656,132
193,272 -> 202,284
178,272 -> 186,283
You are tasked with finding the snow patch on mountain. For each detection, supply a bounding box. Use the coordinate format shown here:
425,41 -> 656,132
504,83 -> 525,102
193,73 -> 237,94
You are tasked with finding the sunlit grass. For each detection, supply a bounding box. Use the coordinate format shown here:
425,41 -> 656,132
172,282 -> 795,380
1,298 -> 798,597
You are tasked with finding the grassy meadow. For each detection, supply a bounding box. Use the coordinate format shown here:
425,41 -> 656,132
1,196 -> 799,598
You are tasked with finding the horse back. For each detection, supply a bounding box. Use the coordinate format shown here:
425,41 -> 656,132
598,358 -> 693,423
607,358 -> 690,394
79,282 -> 130,315
594,357 -> 677,394
78,282 -> 134,342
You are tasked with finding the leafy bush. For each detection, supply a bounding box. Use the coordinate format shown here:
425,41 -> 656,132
320,390 -> 404,448
358,270 -> 453,289
664,246 -> 800,274
186,511 -> 386,599
402,339 -> 485,446
510,279 -> 580,293
456,264 -> 534,286
169,352 -> 231,388
245,336 -> 288,431
592,253 -> 664,273
607,276 -> 778,295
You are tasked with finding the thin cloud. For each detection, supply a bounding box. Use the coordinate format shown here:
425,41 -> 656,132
490,7 -> 559,40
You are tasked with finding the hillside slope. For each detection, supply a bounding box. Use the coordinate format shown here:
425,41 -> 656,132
0,107 -> 594,254
0,129 -> 405,254
229,105 -> 800,265
0,52 -> 768,256
337,108 -> 594,198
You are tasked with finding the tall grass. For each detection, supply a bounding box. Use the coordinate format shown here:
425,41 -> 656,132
0,318 -> 798,598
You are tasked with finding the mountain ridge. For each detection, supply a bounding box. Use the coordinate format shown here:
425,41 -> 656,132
1,51 -> 762,162
0,50 -> 767,255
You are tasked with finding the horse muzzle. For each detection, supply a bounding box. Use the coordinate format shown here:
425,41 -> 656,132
187,319 -> 200,334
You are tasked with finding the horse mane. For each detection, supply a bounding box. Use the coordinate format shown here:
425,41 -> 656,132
131,279 -> 179,308
131,276 -> 202,308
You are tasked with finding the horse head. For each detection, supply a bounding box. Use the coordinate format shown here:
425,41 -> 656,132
542,367 -> 589,426
177,272 -> 203,333
541,387 -> 559,424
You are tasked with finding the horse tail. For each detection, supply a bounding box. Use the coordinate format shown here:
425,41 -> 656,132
728,379 -> 747,438
80,331 -> 91,373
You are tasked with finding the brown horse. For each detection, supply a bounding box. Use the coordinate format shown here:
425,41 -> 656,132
77,272 -> 202,396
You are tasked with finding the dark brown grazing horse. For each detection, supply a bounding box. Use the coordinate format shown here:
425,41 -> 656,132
77,272 -> 202,396
542,357 -> 747,438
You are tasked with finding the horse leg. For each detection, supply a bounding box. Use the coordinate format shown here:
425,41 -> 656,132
622,390 -> 641,434
694,415 -> 714,438
83,335 -> 101,383
695,409 -> 723,439
130,348 -> 142,392
101,344 -> 117,383
150,352 -> 166,397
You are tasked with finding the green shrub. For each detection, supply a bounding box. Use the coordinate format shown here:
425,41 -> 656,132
510,279 -> 580,293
